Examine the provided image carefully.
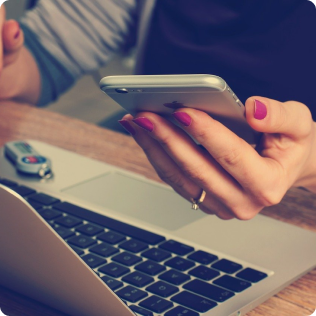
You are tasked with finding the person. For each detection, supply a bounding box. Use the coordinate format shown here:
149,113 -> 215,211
0,0 -> 315,220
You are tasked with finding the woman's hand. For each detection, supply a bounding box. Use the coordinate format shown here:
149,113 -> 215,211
119,97 -> 316,220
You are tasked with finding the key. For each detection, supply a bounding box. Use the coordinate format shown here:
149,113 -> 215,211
164,257 -> 195,271
119,239 -> 149,253
159,240 -> 194,256
28,193 -> 60,206
122,271 -> 154,287
139,295 -> 173,313
146,281 -> 178,298
171,291 -> 217,313
99,262 -> 130,278
89,243 -> 119,257
142,248 -> 171,262
67,235 -> 97,248
211,259 -> 242,274
183,279 -> 234,302
188,266 -> 220,281
158,269 -> 190,285
53,225 -> 75,239
98,231 -> 126,244
13,186 -> 36,197
135,260 -> 166,276
101,275 -> 123,291
165,306 -> 199,316
55,216 -> 83,228
76,224 -> 103,236
236,268 -> 267,283
81,254 -> 107,268
116,286 -> 148,303
213,275 -> 251,292
112,252 -> 142,266
188,250 -> 218,265
38,208 -> 63,220
130,305 -> 153,316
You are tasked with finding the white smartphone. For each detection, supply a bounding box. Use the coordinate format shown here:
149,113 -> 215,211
99,74 -> 259,143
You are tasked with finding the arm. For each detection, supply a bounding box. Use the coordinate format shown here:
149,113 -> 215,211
0,0 -> 138,105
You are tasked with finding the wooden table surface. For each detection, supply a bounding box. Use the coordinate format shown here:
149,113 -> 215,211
0,102 -> 315,316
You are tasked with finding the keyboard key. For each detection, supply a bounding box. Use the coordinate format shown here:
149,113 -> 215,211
119,239 -> 149,253
98,231 -> 126,244
142,248 -> 171,262
188,250 -> 218,265
213,275 -> 251,292
81,254 -> 107,268
146,281 -> 178,298
67,235 -> 97,248
130,305 -> 153,316
236,268 -> 268,283
0,179 -> 18,187
53,225 -> 75,239
28,193 -> 60,206
69,245 -> 84,256
112,252 -> 142,266
159,240 -> 194,256
89,243 -> 119,257
159,269 -> 190,285
183,279 -> 234,302
38,208 -> 63,220
55,216 -> 83,228
27,200 -> 43,210
53,202 -> 165,244
76,224 -> 103,236
139,295 -> 173,313
165,306 -> 199,316
13,186 -> 36,197
211,259 -> 242,274
122,271 -> 154,287
188,266 -> 220,281
101,275 -> 123,291
116,286 -> 148,303
171,291 -> 217,313
135,260 -> 166,276
99,262 -> 130,278
164,257 -> 195,271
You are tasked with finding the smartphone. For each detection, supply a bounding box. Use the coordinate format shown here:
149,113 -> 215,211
99,74 -> 259,143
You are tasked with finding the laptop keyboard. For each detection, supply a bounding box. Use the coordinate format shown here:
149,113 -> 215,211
0,178 -> 268,315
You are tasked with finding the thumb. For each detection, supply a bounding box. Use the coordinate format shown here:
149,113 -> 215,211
245,96 -> 313,140
2,19 -> 24,67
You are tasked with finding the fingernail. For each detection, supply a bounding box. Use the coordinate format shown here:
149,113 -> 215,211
172,112 -> 192,126
132,117 -> 154,132
254,99 -> 267,120
14,29 -> 20,39
118,120 -> 136,135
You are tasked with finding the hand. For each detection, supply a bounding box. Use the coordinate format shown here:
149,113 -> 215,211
119,97 -> 316,220
0,5 -> 40,103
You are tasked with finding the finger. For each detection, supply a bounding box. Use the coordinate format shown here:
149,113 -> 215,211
119,116 -> 236,219
130,113 -> 256,219
2,20 -> 24,66
0,6 -> 6,71
245,97 -> 314,140
170,108 -> 280,196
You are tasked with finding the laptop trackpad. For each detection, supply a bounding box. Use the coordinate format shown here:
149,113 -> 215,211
62,172 -> 206,231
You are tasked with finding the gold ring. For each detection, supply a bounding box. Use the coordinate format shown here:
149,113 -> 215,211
190,190 -> 206,210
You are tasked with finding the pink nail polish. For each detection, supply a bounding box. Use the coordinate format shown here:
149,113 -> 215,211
172,112 -> 192,126
132,117 -> 154,132
254,99 -> 267,120
118,120 -> 136,135
14,30 -> 20,39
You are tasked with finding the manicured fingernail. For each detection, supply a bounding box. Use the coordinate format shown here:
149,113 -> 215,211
254,99 -> 267,120
14,29 -> 20,39
132,117 -> 154,132
118,120 -> 136,135
172,112 -> 192,126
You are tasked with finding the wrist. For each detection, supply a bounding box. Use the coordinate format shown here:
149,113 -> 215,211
295,121 -> 316,194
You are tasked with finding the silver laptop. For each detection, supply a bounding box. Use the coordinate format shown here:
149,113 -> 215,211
0,140 -> 316,316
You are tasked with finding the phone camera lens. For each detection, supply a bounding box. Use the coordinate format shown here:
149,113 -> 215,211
115,88 -> 128,94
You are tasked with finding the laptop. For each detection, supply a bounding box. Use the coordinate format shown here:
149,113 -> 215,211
0,140 -> 316,316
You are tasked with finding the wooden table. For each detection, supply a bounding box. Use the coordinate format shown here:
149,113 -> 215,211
0,102 -> 315,316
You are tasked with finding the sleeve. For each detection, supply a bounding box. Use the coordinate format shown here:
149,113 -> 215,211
19,0 -> 138,106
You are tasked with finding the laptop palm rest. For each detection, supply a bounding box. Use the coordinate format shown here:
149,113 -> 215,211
62,172 -> 206,231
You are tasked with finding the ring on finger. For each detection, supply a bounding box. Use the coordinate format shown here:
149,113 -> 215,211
191,189 -> 206,210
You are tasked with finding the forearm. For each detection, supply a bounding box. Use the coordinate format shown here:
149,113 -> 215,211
295,121 -> 316,194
